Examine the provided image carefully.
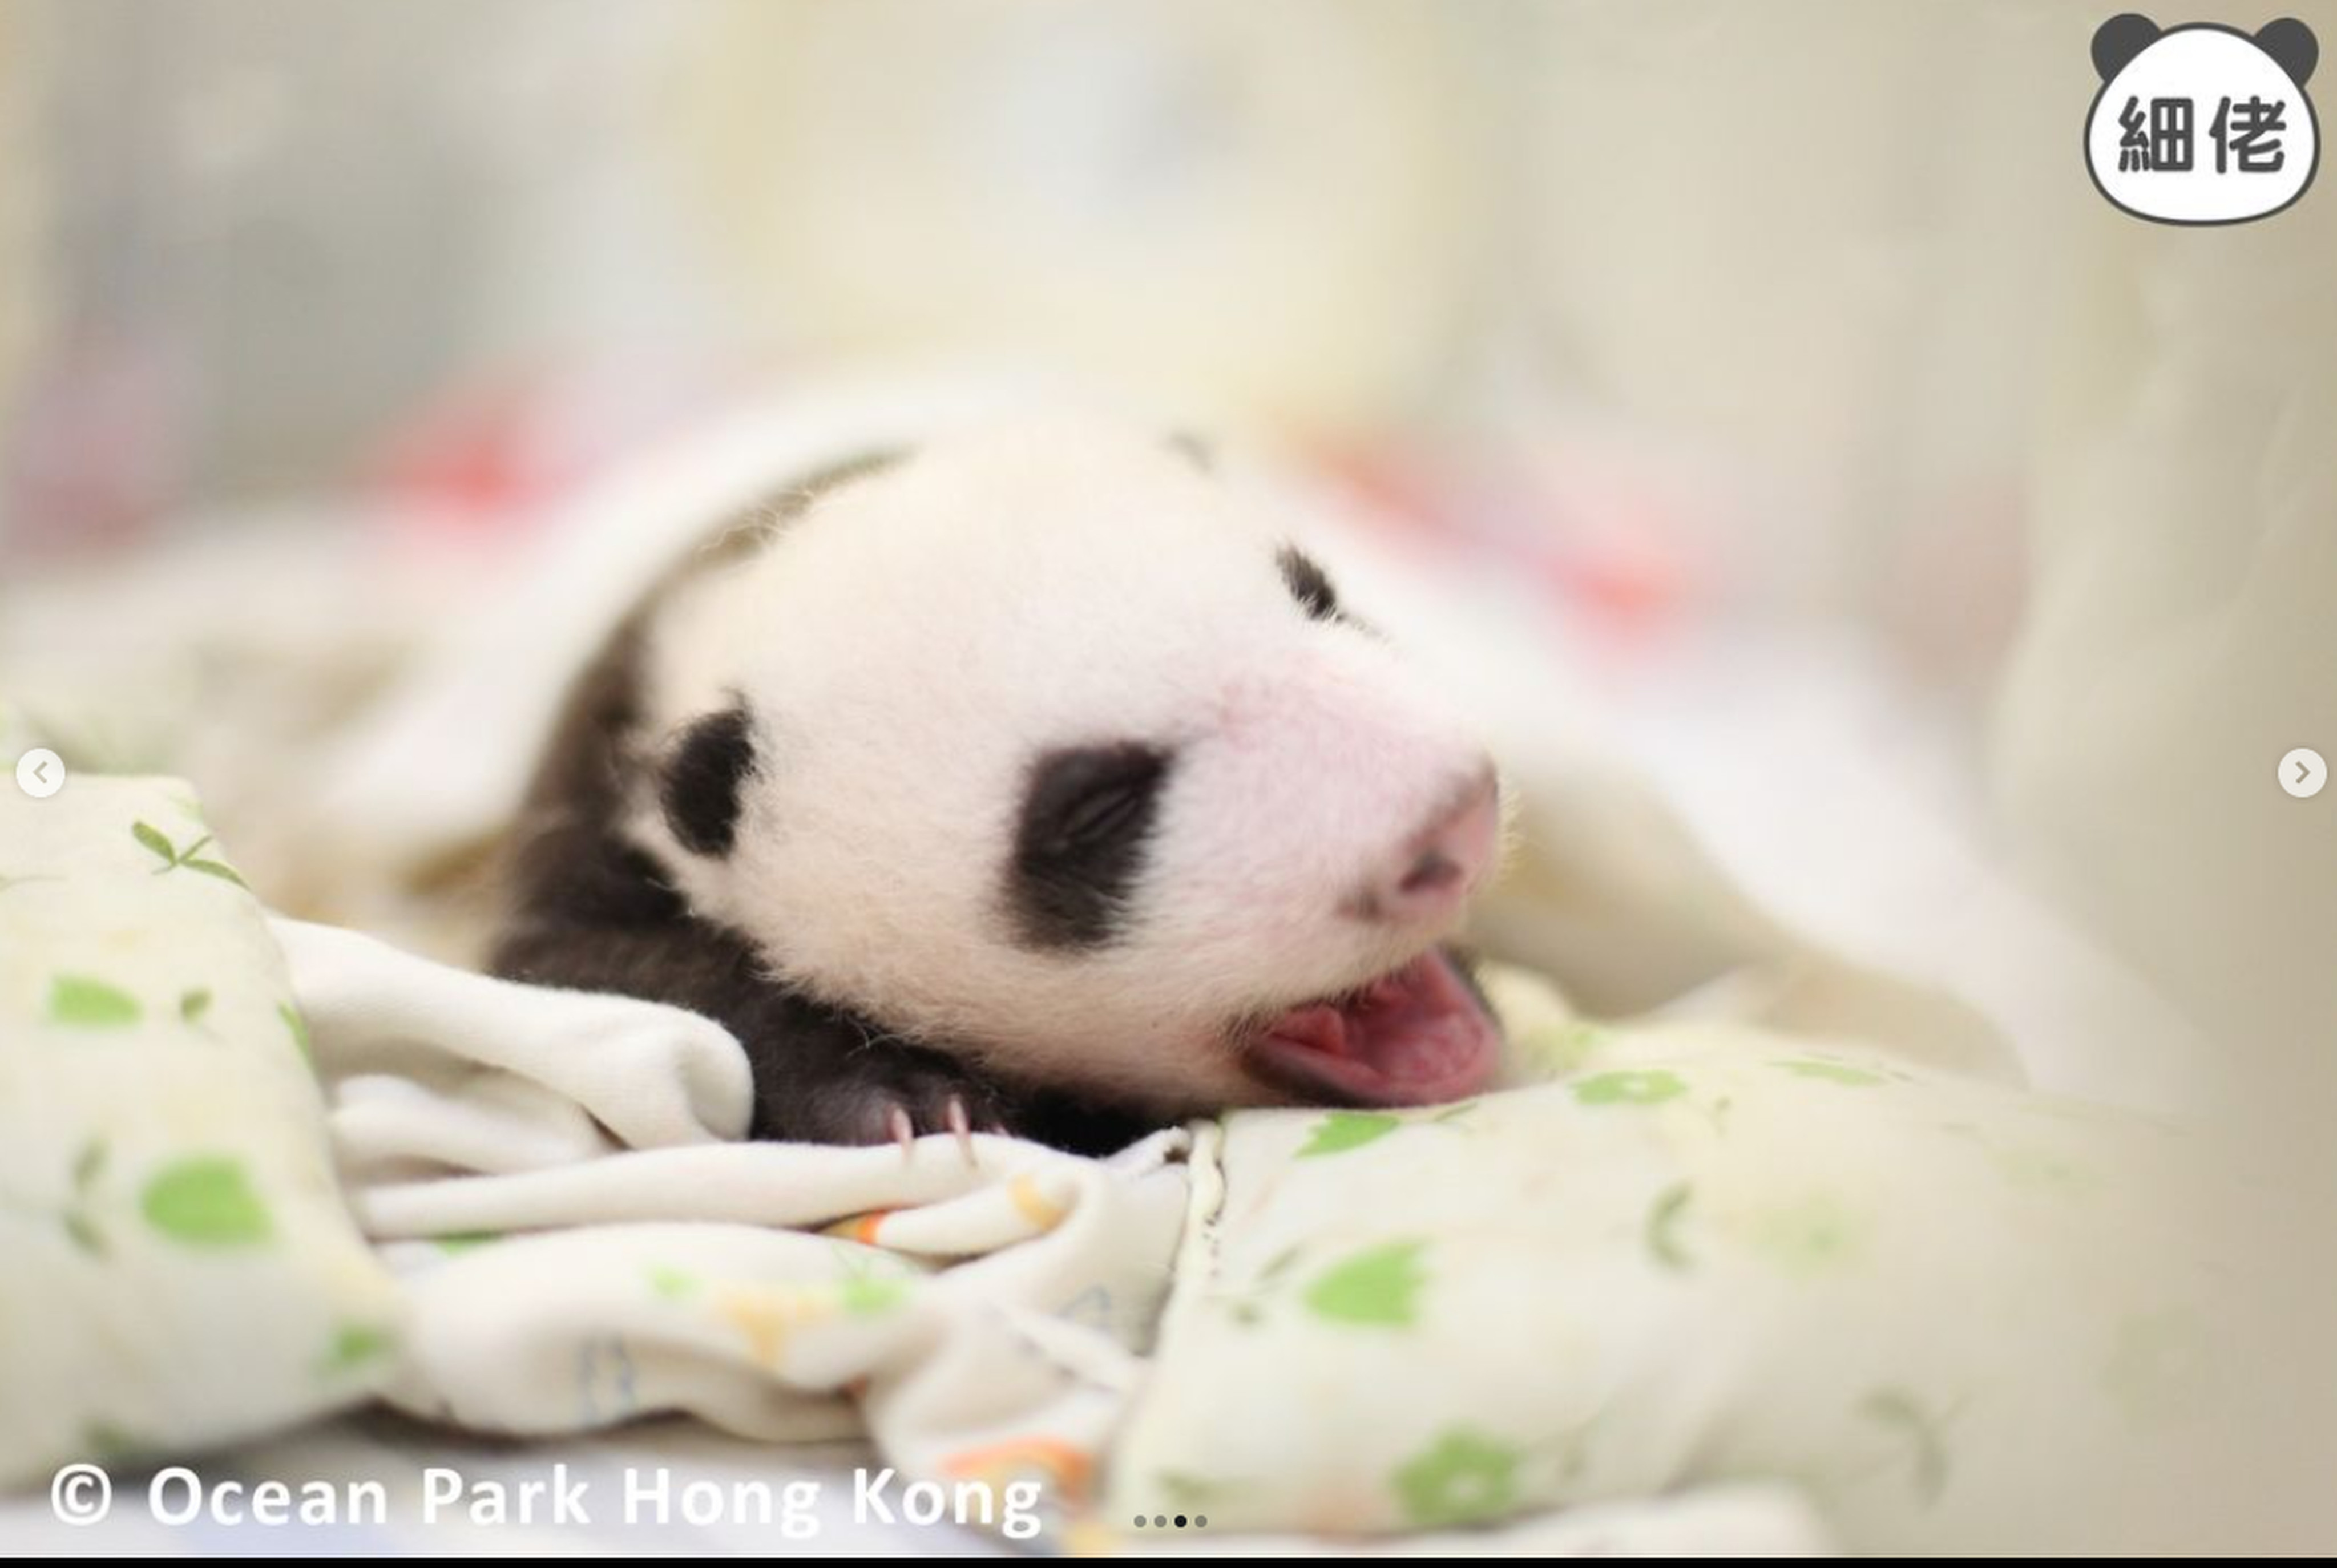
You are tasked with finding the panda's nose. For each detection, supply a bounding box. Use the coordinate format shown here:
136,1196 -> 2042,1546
1351,767 -> 1500,926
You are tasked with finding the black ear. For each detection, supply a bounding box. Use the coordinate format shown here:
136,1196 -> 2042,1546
2257,17 -> 2318,86
2092,13 -> 2161,79
661,702 -> 756,857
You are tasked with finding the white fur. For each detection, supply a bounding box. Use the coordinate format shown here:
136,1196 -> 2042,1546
628,413 -> 1495,1114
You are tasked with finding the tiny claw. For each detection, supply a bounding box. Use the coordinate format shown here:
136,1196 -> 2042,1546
946,1095 -> 975,1162
888,1105 -> 917,1158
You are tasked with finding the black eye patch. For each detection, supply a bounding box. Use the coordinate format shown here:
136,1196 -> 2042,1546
661,702 -> 756,857
1277,545 -> 1339,622
1008,743 -> 1172,951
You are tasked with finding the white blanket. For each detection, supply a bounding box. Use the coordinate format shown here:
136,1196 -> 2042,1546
268,918 -> 1185,1521
264,917 -> 1833,1555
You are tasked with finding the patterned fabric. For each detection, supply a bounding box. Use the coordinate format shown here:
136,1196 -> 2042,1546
1109,971 -> 2222,1554
0,776 -> 401,1486
3,777 -> 2219,1554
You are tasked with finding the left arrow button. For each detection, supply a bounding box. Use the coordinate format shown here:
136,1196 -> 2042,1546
13,748 -> 65,800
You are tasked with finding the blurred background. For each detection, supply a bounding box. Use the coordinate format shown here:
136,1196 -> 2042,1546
0,0 -> 2210,639
1,0 -> 2333,1538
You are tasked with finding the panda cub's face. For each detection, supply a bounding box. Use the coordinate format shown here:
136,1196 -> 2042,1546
634,415 -> 1505,1117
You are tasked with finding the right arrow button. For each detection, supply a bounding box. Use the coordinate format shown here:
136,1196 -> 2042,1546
2279,747 -> 2327,799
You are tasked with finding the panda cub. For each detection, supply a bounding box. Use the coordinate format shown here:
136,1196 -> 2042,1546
492,415 -> 1507,1156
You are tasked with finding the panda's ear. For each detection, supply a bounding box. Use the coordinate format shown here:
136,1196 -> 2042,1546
2092,13 -> 2160,79
2257,17 -> 2318,86
660,702 -> 757,857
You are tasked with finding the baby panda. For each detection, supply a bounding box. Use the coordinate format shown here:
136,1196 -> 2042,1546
491,415 -> 1507,1156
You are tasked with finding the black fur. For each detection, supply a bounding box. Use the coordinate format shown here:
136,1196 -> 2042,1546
1277,545 -> 1339,622
660,702 -> 755,856
1007,743 -> 1172,951
490,597 -> 1161,1157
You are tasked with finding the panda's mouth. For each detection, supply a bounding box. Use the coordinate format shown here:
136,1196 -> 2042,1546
1241,949 -> 1502,1108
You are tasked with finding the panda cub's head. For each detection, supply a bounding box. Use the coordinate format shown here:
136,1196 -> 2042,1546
633,414 -> 1506,1117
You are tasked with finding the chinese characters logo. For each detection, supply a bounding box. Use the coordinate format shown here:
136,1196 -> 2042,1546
2085,14 -> 2319,224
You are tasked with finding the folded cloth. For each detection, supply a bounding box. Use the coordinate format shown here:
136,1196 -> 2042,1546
267,915 -> 1191,1540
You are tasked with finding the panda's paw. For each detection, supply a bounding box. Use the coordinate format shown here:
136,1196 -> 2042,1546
749,1033 -> 1020,1156
844,1055 -> 1017,1161
881,1093 -> 1009,1162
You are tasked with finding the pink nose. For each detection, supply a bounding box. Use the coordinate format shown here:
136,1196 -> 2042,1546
1357,769 -> 1500,925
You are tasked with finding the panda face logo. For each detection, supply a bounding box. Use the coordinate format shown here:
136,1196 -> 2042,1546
2085,14 -> 2319,224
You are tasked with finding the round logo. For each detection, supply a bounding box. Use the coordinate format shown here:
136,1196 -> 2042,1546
2085,15 -> 2319,225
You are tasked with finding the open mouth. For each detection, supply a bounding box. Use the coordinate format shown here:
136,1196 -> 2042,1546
1242,949 -> 1503,1108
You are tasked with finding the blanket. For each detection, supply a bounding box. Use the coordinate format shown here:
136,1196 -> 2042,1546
0,778 -> 401,1488
2,773 -> 1844,1553
9,764 -> 2245,1555
268,912 -> 1847,1554
271,915 -> 1189,1516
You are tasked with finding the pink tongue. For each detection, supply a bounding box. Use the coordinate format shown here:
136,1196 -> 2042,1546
1273,1005 -> 1351,1057
1249,953 -> 1500,1106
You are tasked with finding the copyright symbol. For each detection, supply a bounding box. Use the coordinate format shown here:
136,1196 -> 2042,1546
51,1462 -> 111,1525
